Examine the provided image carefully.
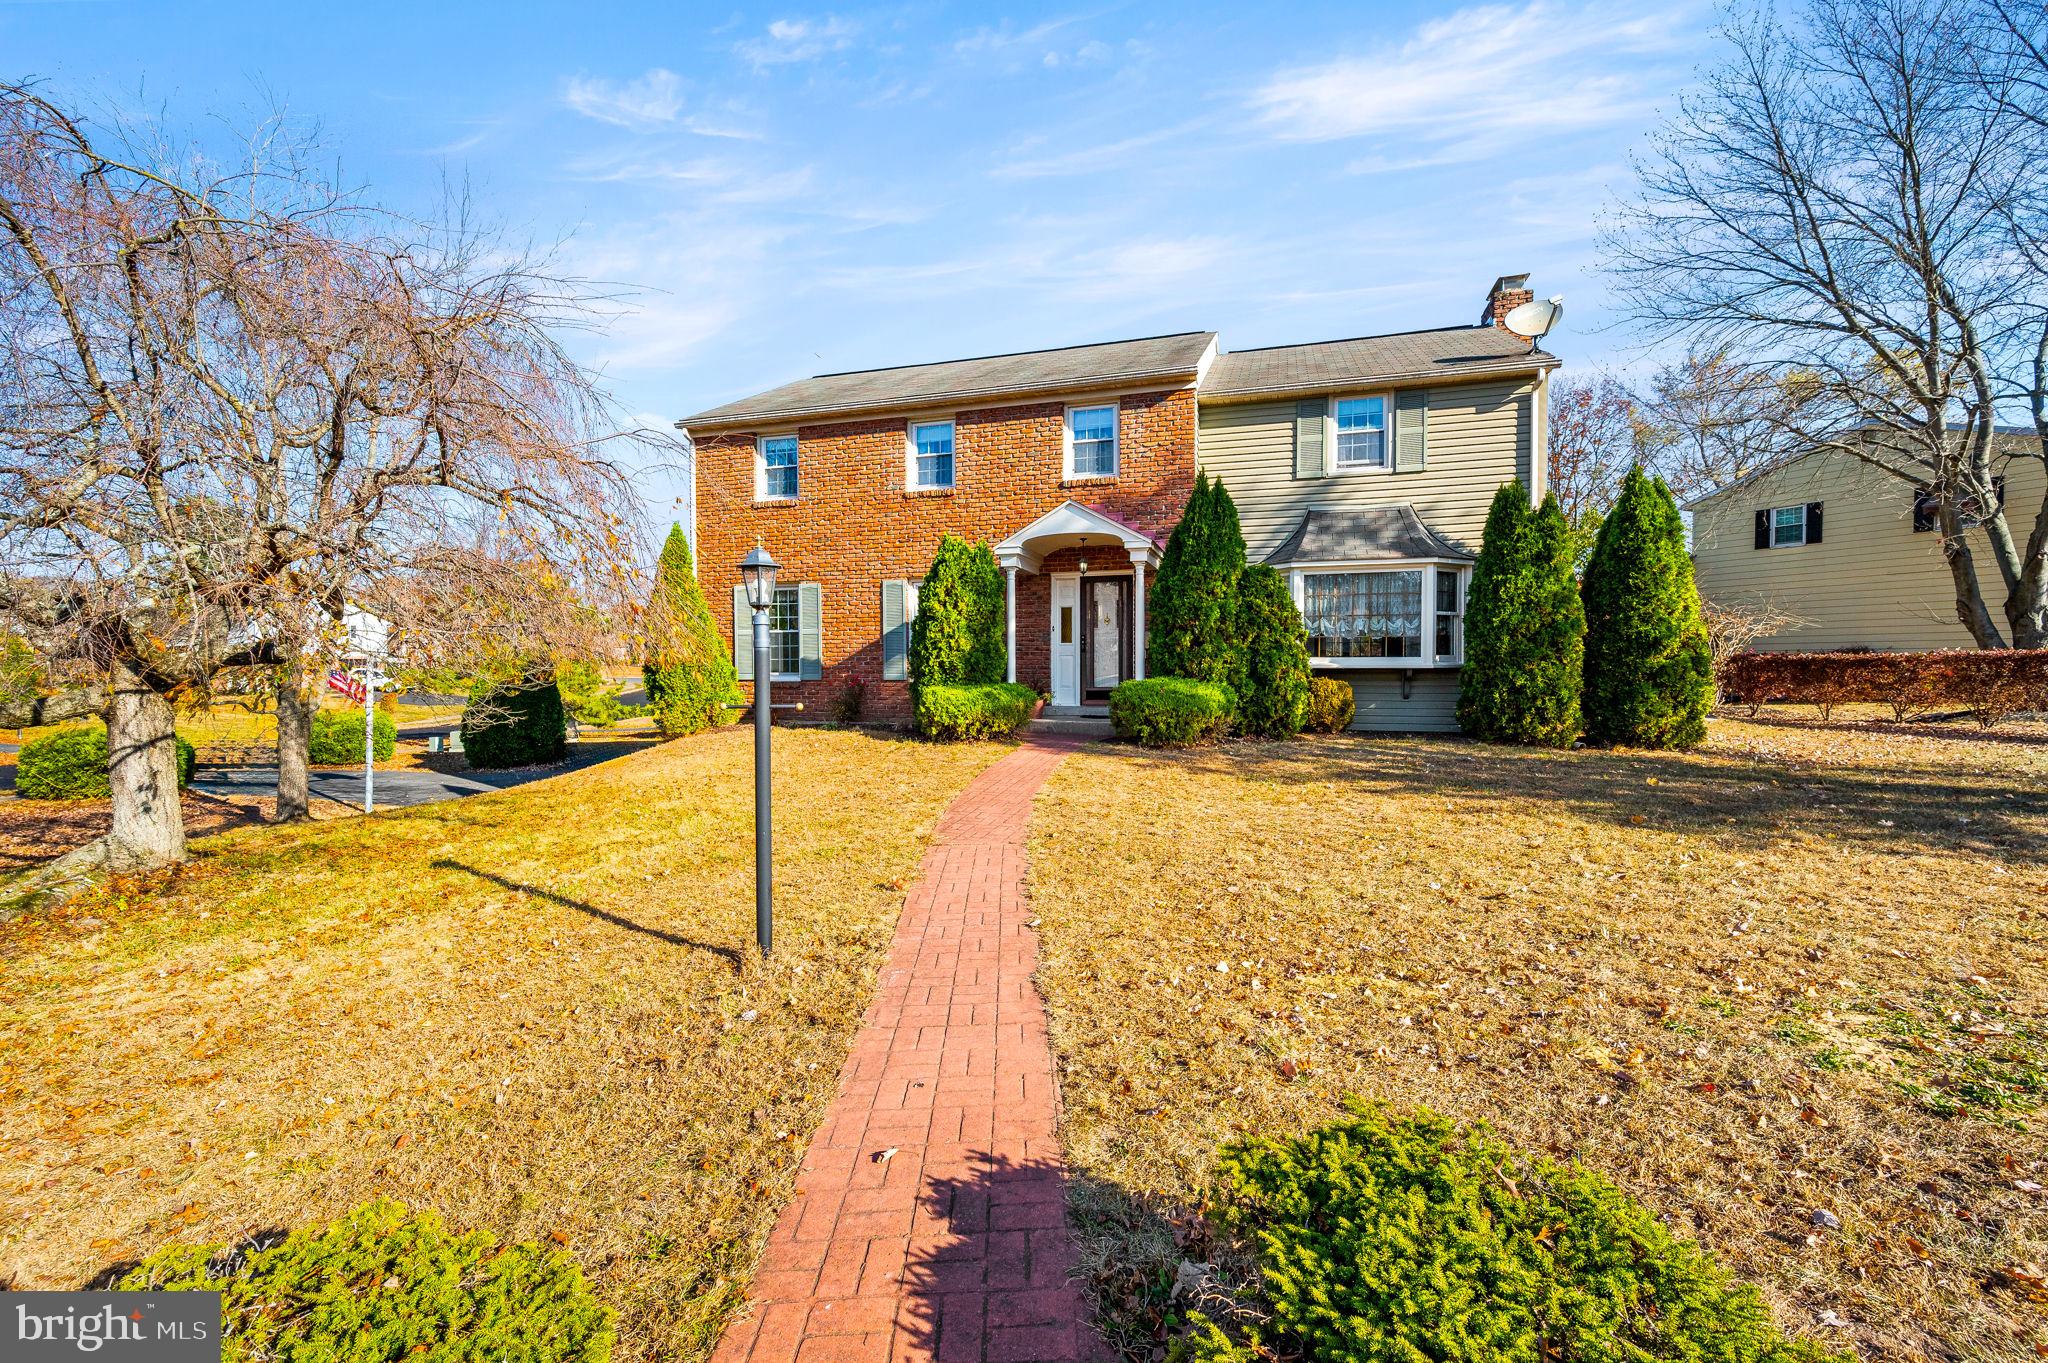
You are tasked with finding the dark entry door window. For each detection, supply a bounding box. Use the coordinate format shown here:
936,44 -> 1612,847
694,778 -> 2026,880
1083,577 -> 1129,699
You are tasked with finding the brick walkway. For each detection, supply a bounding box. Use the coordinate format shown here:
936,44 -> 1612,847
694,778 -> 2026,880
712,734 -> 1098,1363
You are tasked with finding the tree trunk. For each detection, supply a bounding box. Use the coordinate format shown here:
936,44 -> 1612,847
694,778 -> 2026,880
275,660 -> 313,822
104,654 -> 185,869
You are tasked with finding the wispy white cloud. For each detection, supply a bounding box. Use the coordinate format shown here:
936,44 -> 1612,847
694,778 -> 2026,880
566,153 -> 817,205
989,119 -> 1210,180
819,229 -> 1233,304
563,68 -> 686,129
1250,0 -> 1694,161
737,16 -> 858,68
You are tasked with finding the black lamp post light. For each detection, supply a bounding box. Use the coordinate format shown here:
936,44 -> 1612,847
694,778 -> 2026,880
739,544 -> 780,956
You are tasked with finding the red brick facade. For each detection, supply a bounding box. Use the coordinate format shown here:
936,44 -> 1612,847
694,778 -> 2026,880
695,388 -> 1197,720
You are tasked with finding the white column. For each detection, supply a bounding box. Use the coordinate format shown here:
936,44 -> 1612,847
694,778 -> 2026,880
1133,560 -> 1147,680
1005,566 -> 1018,684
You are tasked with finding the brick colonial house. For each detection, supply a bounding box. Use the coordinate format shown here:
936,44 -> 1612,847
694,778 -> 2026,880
684,274 -> 1559,730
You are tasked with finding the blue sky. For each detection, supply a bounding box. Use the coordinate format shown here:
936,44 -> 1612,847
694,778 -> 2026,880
8,0 -> 1713,521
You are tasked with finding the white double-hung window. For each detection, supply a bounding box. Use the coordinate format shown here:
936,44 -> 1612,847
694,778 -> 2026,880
1334,395 -> 1388,470
758,435 -> 798,500
909,420 -> 955,490
1298,564 -> 1466,664
768,585 -> 802,678
1771,504 -> 1807,546
1066,404 -> 1119,477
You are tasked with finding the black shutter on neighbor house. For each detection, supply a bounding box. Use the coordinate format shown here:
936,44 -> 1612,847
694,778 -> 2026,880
1805,502 -> 1823,544
1754,509 -> 1770,549
1912,489 -> 1937,532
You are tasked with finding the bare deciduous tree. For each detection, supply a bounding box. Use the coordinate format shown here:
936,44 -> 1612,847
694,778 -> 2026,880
1634,351 -> 1815,500
0,85 -> 668,869
1545,374 -> 1646,556
1606,0 -> 2048,648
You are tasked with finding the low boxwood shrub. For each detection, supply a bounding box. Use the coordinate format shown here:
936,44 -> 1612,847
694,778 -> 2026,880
1108,678 -> 1235,747
1185,1103 -> 1843,1363
1302,676 -> 1356,734
16,725 -> 195,800
1720,648 -> 2048,726
462,668 -> 568,769
309,708 -> 397,764
114,1199 -> 614,1363
914,682 -> 1037,740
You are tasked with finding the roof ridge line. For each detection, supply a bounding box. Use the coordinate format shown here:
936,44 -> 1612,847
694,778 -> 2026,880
1221,323 -> 1510,355
811,330 -> 1216,379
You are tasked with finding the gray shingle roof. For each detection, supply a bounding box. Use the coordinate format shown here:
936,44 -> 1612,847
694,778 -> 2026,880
1265,506 -> 1475,566
1204,325 -> 1556,401
680,331 -> 1218,431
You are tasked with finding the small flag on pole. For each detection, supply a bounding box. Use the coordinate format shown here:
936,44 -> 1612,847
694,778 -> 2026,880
328,669 -> 366,704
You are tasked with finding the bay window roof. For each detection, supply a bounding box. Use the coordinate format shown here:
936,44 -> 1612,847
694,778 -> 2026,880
1265,505 -> 1474,567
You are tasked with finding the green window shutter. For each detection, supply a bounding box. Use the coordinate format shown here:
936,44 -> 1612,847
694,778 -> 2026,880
1293,397 -> 1327,479
732,585 -> 753,681
1393,390 -> 1428,471
881,580 -> 908,681
798,582 -> 823,681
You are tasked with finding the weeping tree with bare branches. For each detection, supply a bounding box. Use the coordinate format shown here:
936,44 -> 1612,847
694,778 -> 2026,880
1605,0 -> 2048,648
0,84 -> 668,871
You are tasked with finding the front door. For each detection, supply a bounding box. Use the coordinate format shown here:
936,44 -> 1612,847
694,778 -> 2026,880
1082,576 -> 1130,702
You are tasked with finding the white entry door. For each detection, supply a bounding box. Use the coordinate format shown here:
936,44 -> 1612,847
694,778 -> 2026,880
1049,574 -> 1080,706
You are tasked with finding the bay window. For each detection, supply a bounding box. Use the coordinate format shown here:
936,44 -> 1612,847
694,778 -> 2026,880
1298,563 -> 1466,664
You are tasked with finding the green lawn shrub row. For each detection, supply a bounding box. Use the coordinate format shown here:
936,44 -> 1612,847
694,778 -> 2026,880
16,725 -> 195,800
1108,678 -> 1236,747
309,708 -> 396,764
913,682 -> 1037,740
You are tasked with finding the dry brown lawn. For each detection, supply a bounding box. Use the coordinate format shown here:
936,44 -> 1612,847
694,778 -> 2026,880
0,726 -> 1003,1361
1028,715 -> 2048,1362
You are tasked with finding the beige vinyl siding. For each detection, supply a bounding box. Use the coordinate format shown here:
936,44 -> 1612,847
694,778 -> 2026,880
1691,449 -> 2047,651
1197,378 -> 1536,561
1338,669 -> 1461,732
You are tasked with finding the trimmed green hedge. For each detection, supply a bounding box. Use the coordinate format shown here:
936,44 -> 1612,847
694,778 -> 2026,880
115,1199 -> 614,1363
1188,1104 -> 1844,1363
914,682 -> 1037,740
309,708 -> 397,764
1108,678 -> 1235,747
15,725 -> 195,800
1303,676 -> 1356,734
462,669 -> 568,769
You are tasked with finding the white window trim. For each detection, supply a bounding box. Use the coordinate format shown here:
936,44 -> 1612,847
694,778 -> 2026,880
1768,504 -> 1808,548
1329,392 -> 1395,475
767,584 -> 802,683
755,432 -> 799,502
1063,402 -> 1121,479
905,418 -> 957,491
1288,560 -> 1469,668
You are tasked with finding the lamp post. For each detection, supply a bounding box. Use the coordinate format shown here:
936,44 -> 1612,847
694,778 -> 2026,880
739,544 -> 780,956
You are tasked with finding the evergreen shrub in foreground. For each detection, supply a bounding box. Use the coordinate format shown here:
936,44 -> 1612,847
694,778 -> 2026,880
1582,467 -> 1714,749
1108,678 -> 1235,747
1458,484 -> 1586,746
1303,676 -> 1356,733
115,1199 -> 614,1363
1186,1104 -> 1843,1363
16,725 -> 195,800
913,682 -> 1038,740
1234,564 -> 1310,738
308,708 -> 397,764
462,668 -> 568,769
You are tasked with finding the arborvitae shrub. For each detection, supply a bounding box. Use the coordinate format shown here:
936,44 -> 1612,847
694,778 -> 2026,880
1187,1104 -> 1845,1363
115,1199 -> 614,1363
1234,564 -> 1309,738
308,708 -> 397,764
1303,676 -> 1356,733
16,725 -> 194,799
1148,475 -> 1248,688
462,667 -> 567,769
1108,678 -> 1236,747
913,682 -> 1038,740
641,524 -> 742,737
909,534 -> 1006,689
1582,467 -> 1714,749
1458,484 -> 1586,746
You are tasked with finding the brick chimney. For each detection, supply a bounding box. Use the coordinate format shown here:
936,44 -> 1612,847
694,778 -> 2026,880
1482,273 -> 1534,331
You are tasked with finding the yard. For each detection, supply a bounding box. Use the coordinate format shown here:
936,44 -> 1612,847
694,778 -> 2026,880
1028,715 -> 2048,1362
0,726 -> 1004,1361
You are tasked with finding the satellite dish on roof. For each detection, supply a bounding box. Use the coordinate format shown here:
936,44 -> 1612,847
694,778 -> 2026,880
1503,296 -> 1564,342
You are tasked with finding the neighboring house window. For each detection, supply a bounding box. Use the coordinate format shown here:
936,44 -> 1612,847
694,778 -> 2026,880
1435,570 -> 1463,661
1334,396 -> 1388,469
759,435 -> 798,500
768,585 -> 802,678
909,420 -> 955,490
1914,478 -> 2006,531
1067,404 -> 1119,477
1771,504 -> 1807,547
1302,569 -> 1424,658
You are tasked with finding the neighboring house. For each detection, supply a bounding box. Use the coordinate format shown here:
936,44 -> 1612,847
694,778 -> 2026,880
681,274 -> 1558,731
1689,431 -> 2047,651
